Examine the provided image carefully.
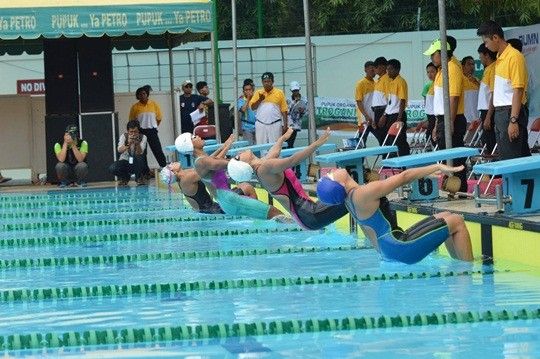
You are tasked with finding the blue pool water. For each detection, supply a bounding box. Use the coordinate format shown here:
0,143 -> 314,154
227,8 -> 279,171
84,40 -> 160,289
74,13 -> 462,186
0,186 -> 539,358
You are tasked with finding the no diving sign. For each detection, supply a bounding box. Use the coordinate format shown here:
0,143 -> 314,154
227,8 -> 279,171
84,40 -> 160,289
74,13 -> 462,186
17,79 -> 45,95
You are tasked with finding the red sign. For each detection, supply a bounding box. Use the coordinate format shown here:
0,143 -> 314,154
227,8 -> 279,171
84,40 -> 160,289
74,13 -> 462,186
17,79 -> 46,95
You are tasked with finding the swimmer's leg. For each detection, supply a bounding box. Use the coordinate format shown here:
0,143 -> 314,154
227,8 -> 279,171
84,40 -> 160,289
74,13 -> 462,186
434,211 -> 473,261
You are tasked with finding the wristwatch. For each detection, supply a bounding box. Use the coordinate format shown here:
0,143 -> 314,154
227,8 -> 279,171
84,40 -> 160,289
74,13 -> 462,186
510,116 -> 518,124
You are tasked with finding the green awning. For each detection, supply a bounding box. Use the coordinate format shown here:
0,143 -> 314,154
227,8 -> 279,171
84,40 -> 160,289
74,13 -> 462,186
0,0 -> 212,54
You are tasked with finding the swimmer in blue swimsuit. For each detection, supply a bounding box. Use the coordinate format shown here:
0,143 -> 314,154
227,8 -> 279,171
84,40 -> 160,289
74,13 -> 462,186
316,163 -> 473,264
175,132 -> 284,220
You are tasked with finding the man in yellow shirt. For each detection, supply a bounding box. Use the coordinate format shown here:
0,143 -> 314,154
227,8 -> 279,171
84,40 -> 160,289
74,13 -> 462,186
477,20 -> 530,160
381,59 -> 410,156
371,57 -> 390,145
477,43 -> 497,154
355,61 -> 376,145
424,39 -> 468,192
461,56 -> 480,124
129,86 -> 166,179
250,72 -> 288,144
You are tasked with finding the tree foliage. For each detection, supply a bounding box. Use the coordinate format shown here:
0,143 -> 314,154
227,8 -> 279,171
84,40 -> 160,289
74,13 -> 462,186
215,0 -> 540,40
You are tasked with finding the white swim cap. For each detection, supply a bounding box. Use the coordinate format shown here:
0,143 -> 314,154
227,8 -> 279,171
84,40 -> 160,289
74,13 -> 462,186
227,159 -> 254,182
175,133 -> 193,153
160,166 -> 177,185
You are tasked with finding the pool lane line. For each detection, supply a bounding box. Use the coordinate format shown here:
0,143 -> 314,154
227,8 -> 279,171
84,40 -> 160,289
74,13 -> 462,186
0,197 -> 183,208
0,227 -> 303,248
0,191 -> 174,202
0,205 -> 189,219
0,245 -> 367,269
0,268 -> 503,303
1,307 -> 538,350
2,214 -> 247,231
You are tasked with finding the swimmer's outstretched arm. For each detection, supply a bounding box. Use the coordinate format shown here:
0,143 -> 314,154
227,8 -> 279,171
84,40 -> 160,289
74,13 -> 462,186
265,128 -> 294,159
210,135 -> 235,158
356,163 -> 464,202
264,128 -> 331,174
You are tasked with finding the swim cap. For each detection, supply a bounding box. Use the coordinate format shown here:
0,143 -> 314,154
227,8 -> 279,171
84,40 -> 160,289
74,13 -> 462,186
227,159 -> 254,182
175,133 -> 193,153
160,166 -> 176,185
316,176 -> 347,205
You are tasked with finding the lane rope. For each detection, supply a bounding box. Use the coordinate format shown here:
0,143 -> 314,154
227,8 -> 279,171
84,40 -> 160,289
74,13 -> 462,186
0,269 -> 502,303
1,305 -> 537,350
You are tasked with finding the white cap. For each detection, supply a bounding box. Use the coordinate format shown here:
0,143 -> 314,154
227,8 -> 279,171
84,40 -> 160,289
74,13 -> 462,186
175,133 -> 193,153
227,159 -> 254,182
160,166 -> 177,185
290,81 -> 300,92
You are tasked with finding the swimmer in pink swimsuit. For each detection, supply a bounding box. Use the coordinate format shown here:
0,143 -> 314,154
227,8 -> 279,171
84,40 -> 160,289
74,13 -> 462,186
228,128 -> 348,230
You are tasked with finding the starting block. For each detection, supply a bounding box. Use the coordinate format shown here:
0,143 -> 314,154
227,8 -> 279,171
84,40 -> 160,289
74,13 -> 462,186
315,146 -> 398,184
227,142 -> 288,158
381,147 -> 479,201
473,155 -> 540,214
168,140 -> 249,168
280,143 -> 336,182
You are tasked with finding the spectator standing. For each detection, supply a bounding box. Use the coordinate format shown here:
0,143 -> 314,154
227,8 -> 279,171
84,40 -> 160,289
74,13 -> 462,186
355,61 -> 376,145
179,80 -> 212,134
425,39 -> 468,192
286,81 -> 308,148
54,124 -> 89,187
477,43 -> 497,154
250,72 -> 288,144
129,86 -> 166,177
109,120 -> 148,186
422,62 -> 437,145
477,21 -> 530,160
238,80 -> 257,145
461,56 -> 480,124
371,57 -> 390,144
382,59 -> 410,156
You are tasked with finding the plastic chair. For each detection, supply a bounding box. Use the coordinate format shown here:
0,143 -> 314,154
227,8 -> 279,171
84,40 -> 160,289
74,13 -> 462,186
409,121 -> 428,154
193,125 -> 216,140
464,119 -> 483,147
373,121 -> 403,174
528,118 -> 540,153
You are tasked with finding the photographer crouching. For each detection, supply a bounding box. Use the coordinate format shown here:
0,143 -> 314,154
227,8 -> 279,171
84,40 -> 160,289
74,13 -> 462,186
109,120 -> 148,186
54,125 -> 89,187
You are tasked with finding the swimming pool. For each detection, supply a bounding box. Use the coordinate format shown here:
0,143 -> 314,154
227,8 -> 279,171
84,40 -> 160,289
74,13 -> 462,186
0,186 -> 539,358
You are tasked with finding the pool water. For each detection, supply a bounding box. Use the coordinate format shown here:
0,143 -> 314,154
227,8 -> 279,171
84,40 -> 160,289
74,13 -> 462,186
0,187 -> 539,358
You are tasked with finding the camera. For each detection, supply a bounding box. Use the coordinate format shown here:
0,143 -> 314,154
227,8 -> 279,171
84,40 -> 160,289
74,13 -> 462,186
65,125 -> 79,141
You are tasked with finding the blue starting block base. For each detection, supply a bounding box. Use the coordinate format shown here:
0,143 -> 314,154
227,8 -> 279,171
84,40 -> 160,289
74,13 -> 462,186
315,146 -> 398,184
227,142 -> 288,158
279,143 -> 336,182
473,155 -> 540,214
166,140 -> 249,168
381,147 -> 479,201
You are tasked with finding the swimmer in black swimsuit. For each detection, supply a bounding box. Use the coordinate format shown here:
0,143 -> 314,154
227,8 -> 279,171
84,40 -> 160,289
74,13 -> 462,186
227,128 -> 348,230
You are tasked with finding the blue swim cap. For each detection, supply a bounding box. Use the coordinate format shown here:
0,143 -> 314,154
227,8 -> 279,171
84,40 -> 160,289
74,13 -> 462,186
317,176 -> 347,205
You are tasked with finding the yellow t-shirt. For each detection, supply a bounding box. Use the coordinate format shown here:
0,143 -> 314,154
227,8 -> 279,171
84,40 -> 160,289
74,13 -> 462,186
493,44 -> 528,107
249,87 -> 288,125
433,60 -> 464,116
478,62 -> 495,111
372,73 -> 390,107
463,76 -> 479,122
385,75 -> 408,115
425,82 -> 435,115
129,99 -> 163,129
354,76 -> 375,123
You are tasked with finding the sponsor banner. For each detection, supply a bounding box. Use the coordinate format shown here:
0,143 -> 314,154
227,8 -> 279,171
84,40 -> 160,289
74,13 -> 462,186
311,96 -> 426,127
16,79 -> 45,95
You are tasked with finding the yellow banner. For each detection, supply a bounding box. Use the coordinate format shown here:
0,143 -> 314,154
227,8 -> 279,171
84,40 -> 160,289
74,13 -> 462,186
0,0 -> 210,9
